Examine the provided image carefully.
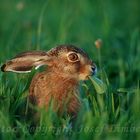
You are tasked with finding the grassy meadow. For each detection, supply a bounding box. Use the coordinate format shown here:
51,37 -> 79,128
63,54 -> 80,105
0,0 -> 140,139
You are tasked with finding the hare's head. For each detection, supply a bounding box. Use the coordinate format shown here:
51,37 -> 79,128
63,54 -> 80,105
1,45 -> 96,80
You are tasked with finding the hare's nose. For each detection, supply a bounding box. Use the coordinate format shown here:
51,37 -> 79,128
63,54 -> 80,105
91,65 -> 97,75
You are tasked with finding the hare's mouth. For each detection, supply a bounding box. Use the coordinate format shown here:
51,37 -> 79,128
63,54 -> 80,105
78,73 -> 90,80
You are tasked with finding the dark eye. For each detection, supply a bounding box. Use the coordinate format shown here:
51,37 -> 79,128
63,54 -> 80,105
67,52 -> 79,62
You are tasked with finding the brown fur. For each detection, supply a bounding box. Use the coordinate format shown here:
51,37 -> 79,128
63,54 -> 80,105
29,70 -> 80,116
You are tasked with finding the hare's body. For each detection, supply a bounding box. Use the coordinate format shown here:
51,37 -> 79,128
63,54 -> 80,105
1,45 -> 96,117
29,70 -> 80,115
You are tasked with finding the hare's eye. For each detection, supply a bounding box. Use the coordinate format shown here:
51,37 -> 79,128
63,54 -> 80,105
67,52 -> 79,62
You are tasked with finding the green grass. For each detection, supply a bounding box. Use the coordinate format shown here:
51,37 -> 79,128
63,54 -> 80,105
0,0 -> 140,139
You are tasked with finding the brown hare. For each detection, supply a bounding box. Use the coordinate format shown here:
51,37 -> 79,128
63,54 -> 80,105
1,45 -> 96,117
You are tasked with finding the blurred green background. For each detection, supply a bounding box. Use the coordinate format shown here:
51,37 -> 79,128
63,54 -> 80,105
0,0 -> 140,140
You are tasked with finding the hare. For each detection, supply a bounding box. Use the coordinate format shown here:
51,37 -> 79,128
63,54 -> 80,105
1,45 -> 96,117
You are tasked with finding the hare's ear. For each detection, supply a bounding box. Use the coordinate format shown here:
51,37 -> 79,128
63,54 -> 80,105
1,51 -> 51,73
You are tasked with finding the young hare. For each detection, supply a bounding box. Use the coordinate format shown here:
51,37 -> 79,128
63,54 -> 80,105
1,45 -> 96,117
